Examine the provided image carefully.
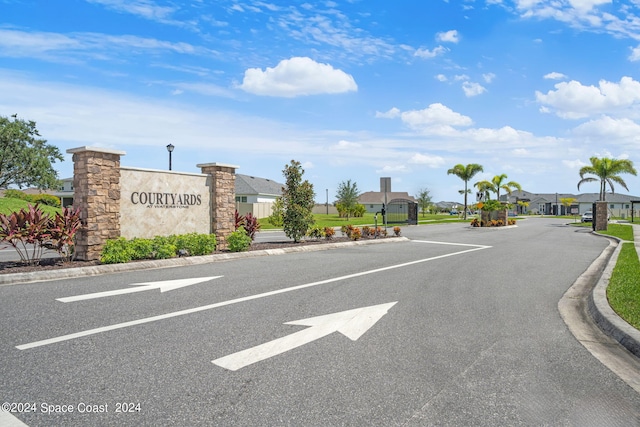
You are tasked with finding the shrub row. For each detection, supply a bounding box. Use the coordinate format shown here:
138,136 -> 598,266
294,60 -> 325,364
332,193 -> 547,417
470,218 -> 516,227
340,225 -> 399,240
100,233 -> 217,264
3,189 -> 61,207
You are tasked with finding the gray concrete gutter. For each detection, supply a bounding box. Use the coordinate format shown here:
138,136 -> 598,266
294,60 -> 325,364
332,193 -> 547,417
0,237 -> 410,286
559,223 -> 640,393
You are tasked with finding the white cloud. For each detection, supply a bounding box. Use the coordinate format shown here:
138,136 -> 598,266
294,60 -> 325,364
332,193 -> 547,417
536,76 -> 640,119
436,30 -> 460,43
376,165 -> 409,173
512,148 -> 530,156
435,74 -> 448,82
375,107 -> 401,119
331,140 -> 363,150
239,57 -> 357,97
400,103 -> 474,130
629,45 -> 640,62
562,159 -> 588,169
86,0 -> 178,22
544,72 -> 567,80
572,116 -> 640,147
0,28 -> 206,61
483,73 -> 496,83
414,45 -> 447,58
454,74 -> 469,81
462,81 -> 487,97
408,153 -> 445,167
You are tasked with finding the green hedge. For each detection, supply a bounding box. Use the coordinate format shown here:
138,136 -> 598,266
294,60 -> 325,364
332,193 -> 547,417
100,233 -> 217,264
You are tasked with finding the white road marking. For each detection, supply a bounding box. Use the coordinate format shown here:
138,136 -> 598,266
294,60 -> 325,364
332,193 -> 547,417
212,302 -> 397,371
56,276 -> 223,303
17,242 -> 491,350
0,410 -> 29,426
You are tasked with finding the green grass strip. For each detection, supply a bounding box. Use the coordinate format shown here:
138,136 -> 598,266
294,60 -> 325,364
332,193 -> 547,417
598,223 -> 635,242
607,242 -> 640,329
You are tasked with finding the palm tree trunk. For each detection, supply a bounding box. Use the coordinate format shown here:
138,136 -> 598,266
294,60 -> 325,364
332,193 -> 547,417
463,181 -> 468,220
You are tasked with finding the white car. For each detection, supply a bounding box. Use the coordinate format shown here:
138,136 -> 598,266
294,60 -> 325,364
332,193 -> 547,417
581,211 -> 593,222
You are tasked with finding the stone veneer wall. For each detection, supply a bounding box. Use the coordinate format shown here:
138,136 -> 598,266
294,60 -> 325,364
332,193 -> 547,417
593,201 -> 608,232
68,146 -> 125,261
198,163 -> 239,250
68,147 -> 239,260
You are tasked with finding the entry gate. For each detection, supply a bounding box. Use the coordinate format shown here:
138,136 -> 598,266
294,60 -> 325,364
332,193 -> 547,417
386,199 -> 418,225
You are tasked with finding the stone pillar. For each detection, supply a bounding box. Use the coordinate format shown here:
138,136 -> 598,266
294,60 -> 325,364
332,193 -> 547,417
197,163 -> 239,250
67,146 -> 126,260
593,201 -> 608,232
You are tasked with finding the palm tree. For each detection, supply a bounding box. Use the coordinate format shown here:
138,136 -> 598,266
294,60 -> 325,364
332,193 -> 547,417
577,157 -> 637,201
447,163 -> 484,220
475,173 -> 522,201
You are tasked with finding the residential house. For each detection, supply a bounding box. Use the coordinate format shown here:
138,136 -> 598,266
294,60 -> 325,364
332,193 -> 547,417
235,174 -> 284,219
503,190 -> 640,218
357,177 -> 416,214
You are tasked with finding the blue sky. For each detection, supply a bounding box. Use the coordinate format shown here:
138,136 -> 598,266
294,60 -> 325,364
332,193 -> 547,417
2,0 -> 640,203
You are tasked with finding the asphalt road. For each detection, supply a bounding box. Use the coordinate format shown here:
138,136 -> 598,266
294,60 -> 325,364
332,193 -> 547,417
1,218 -> 639,426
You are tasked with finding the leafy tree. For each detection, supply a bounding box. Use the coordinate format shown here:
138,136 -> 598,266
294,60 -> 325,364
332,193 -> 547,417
335,179 -> 360,220
577,157 -> 637,201
268,196 -> 284,227
560,197 -> 577,216
447,163 -> 483,220
0,115 -> 63,189
416,188 -> 432,217
281,160 -> 315,243
475,173 -> 522,201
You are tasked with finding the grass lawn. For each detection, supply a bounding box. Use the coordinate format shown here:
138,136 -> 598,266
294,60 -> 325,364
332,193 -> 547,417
597,223 -> 635,241
259,213 -> 471,230
607,242 -> 640,329
0,197 -> 61,216
590,222 -> 640,330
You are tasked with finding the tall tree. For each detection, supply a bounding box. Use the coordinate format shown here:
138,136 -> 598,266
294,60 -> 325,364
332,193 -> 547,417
281,160 -> 315,242
335,179 -> 360,220
0,115 -> 63,189
475,173 -> 522,201
447,163 -> 484,220
416,188 -> 432,217
577,156 -> 637,201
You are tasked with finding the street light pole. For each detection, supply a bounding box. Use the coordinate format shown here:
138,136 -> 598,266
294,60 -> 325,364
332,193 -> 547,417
326,189 -> 328,215
166,144 -> 174,170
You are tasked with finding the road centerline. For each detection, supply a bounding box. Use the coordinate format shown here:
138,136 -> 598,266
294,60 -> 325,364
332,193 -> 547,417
16,241 -> 491,350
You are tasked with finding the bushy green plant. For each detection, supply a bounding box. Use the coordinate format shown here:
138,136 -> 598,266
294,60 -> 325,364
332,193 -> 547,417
3,189 -> 29,200
306,225 -> 324,240
268,197 -> 284,227
152,236 -> 177,259
2,190 -> 60,207
31,194 -> 61,207
100,238 -> 132,264
227,228 -> 251,252
129,238 -> 154,260
174,232 -> 217,256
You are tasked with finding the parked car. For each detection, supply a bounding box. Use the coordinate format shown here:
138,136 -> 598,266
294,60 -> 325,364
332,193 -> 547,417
581,211 -> 593,222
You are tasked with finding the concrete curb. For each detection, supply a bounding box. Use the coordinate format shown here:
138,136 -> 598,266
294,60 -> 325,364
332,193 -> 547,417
588,233 -> 640,358
558,234 -> 640,393
0,237 -> 410,286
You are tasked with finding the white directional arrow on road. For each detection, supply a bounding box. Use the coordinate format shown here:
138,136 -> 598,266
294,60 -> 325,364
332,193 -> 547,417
56,276 -> 223,303
212,301 -> 397,371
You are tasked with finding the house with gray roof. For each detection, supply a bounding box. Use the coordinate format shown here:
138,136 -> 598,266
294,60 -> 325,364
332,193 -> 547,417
235,174 -> 284,219
234,174 -> 283,203
502,190 -> 640,218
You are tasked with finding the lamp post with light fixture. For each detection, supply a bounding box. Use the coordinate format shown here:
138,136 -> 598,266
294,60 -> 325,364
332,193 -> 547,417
166,144 -> 174,170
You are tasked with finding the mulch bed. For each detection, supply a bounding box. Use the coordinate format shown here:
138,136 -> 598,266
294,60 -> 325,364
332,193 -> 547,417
0,237 -> 360,275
